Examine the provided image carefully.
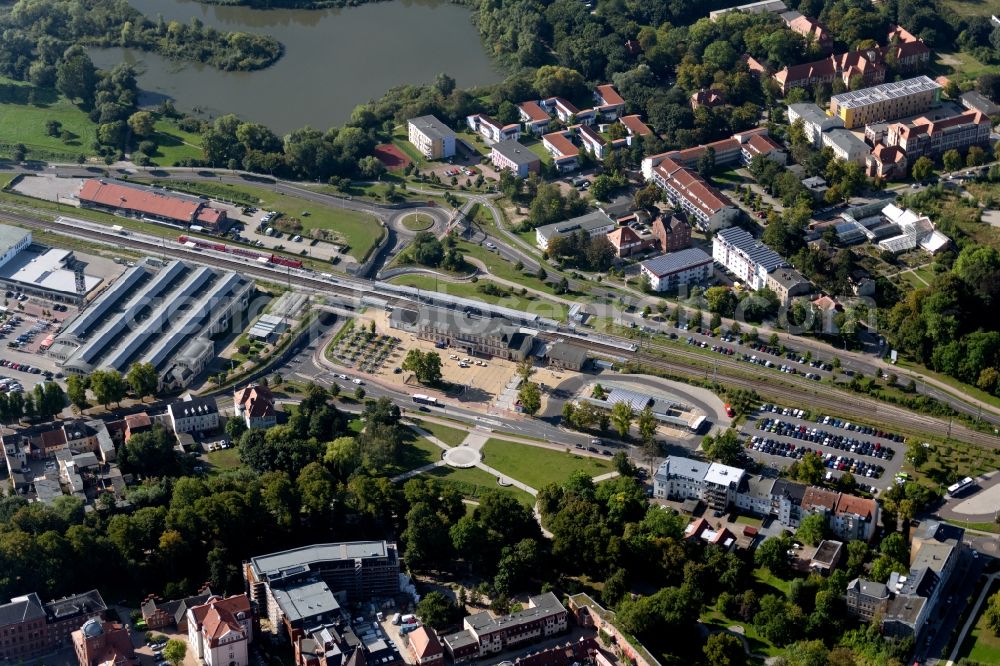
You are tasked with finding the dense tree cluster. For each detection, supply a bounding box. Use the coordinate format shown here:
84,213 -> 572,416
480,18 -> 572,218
883,243 -> 1000,393
546,229 -> 616,272
400,232 -> 466,272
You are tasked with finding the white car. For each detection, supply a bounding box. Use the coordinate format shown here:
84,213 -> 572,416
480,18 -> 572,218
484,242 -> 496,250
352,378 -> 363,385
337,374 -> 348,380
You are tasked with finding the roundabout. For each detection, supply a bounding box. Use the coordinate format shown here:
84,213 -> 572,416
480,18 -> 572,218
400,212 -> 435,232
443,446 -> 482,468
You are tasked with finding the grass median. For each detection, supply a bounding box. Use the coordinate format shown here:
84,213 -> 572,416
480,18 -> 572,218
480,438 -> 613,490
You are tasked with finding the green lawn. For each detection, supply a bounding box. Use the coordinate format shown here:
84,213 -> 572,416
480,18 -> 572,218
144,178 -> 383,261
941,0 -> 1000,16
753,566 -> 793,598
700,610 -> 783,658
932,50 -> 995,84
150,119 -> 204,166
520,137 -> 554,165
480,439 -> 613,490
401,212 -> 434,231
734,514 -> 763,527
410,419 -> 469,447
203,448 -> 243,474
392,127 -> 427,166
0,77 -> 96,162
387,436 -> 444,475
426,464 -> 535,506
957,581 -> 1000,664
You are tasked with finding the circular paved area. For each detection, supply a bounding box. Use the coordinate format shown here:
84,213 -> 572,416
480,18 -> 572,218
443,446 -> 482,468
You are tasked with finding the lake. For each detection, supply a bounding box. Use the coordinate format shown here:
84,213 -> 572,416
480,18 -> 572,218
89,0 -> 501,133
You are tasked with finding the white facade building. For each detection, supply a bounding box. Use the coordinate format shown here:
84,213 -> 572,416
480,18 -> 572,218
187,595 -> 253,666
712,227 -> 786,290
167,396 -> 220,434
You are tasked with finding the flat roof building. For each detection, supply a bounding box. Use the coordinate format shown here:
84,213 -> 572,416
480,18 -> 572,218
535,210 -> 616,251
830,76 -> 942,128
0,247 -> 102,304
490,140 -> 541,178
712,226 -> 786,291
710,0 -> 787,19
787,103 -> 845,147
407,116 -> 456,160
0,224 -> 32,271
640,248 -> 714,292
960,90 -> 1000,116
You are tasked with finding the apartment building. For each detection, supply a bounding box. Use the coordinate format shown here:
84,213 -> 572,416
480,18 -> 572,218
639,248 -> 714,292
490,140 -> 541,178
650,158 -> 740,231
802,487 -> 880,541
466,114 -> 520,145
829,76 -> 941,129
653,456 -> 745,510
710,0 -> 787,20
0,590 -> 107,662
774,49 -> 886,95
787,103 -> 845,147
606,226 -> 647,258
594,84 -> 626,119
141,586 -> 215,631
741,132 -> 787,165
518,101 -> 552,135
389,306 -> 535,362
712,226 -> 787,290
187,594 -> 253,666
885,110 -> 990,159
541,130 -> 580,172
620,114 -> 654,139
822,128 -> 871,164
886,25 -> 931,73
845,579 -> 891,621
407,627 -> 444,666
407,116 -> 456,159
652,214 -> 692,252
442,593 -> 568,662
765,266 -> 813,304
535,210 -> 616,251
167,396 -> 220,434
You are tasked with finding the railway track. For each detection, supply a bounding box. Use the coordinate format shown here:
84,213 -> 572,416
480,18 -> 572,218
567,337 -> 1000,449
7,206 -> 998,448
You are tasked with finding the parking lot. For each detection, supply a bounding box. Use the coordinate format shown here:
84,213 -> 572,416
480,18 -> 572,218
740,403 -> 906,492
0,299 -> 76,390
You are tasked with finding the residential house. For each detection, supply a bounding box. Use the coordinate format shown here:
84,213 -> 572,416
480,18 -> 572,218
735,474 -> 776,517
490,140 -> 541,178
443,593 -> 567,661
822,129 -> 871,164
123,412 -> 151,442
141,585 -> 214,631
639,248 -> 715,292
651,214 -> 692,252
829,76 -> 942,129
690,89 -> 726,110
771,479 -> 806,527
167,396 -> 220,434
845,579 -> 891,621
684,518 -> 738,550
407,116 -> 456,160
619,115 -> 653,140
802,176 -> 830,201
594,84 -> 626,120
234,384 -> 277,430
519,101 -> 551,135
187,594 -> 253,666
781,11 -> 833,51
73,620 -> 135,666
535,210 -> 616,251
712,226 -> 787,290
606,226 -> 646,258
802,487 -> 879,541
541,131 -> 580,172
575,124 -> 609,159
787,103 -> 845,147
466,114 -> 520,145
866,144 -> 908,179
550,98 -> 595,126
407,627 -> 444,666
36,427 -> 69,459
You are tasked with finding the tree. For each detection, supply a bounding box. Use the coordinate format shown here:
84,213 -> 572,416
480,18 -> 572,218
518,382 -> 541,415
637,405 -> 657,445
907,440 -> 928,468
703,633 -> 747,666
590,174 -> 616,201
163,639 -> 186,666
127,111 -> 155,138
911,156 -> 933,181
967,145 -> 987,167
796,513 -> 827,546
66,375 -> 89,410
89,369 -> 126,408
126,362 -> 158,400
697,146 -> 717,178
755,535 -> 791,577
533,65 -> 586,99
402,350 -> 443,385
416,591 -> 461,630
792,452 -> 825,485
611,401 -> 633,439
703,429 -> 743,466
943,149 -> 963,172
56,47 -> 97,104
297,462 -> 335,523
985,588 -> 1000,634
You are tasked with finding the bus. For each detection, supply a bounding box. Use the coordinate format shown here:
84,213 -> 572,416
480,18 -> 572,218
947,476 -> 977,498
412,394 -> 439,407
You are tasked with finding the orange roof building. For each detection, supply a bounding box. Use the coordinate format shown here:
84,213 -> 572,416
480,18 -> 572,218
187,594 -> 253,666
619,114 -> 653,137
407,626 -> 444,665
235,383 -> 277,429
78,180 -> 228,229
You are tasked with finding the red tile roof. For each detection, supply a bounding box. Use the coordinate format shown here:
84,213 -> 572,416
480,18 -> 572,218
836,494 -> 877,520
124,412 -> 151,430
606,226 -> 641,249
802,486 -> 839,511
409,626 -> 443,661
596,84 -> 625,106
620,115 -> 653,136
196,207 -> 225,226
79,179 -> 201,223
744,133 -> 783,156
575,124 -> 606,146
39,428 -> 67,450
519,101 -> 550,123
654,158 -> 733,217
542,132 -> 579,159
236,384 -> 276,418
190,595 -> 251,649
